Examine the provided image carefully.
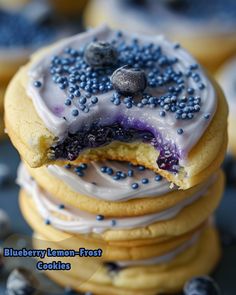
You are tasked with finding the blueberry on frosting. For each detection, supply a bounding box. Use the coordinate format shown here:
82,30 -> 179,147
84,41 -> 118,68
111,66 -> 147,95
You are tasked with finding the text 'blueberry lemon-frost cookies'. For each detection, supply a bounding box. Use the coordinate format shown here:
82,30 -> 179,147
5,26 -> 228,189
16,159 -> 224,295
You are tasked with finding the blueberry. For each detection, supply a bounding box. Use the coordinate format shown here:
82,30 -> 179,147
84,41 -> 118,68
184,276 -> 221,295
111,66 -> 147,95
0,208 -> 11,239
6,268 -> 37,295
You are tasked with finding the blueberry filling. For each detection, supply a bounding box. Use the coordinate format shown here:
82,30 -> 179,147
50,123 -> 179,173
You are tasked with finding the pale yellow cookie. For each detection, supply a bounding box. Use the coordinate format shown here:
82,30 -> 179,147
4,33 -> 228,189
32,226 -> 221,295
24,162 -> 223,217
19,168 -> 224,243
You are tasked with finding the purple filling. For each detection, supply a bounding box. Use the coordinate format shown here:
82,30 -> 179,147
51,122 -> 180,172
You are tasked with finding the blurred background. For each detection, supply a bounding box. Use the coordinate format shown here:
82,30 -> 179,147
0,0 -> 236,294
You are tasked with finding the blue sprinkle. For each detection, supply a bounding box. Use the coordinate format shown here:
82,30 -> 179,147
155,175 -> 162,181
80,163 -> 88,169
106,167 -> 114,175
96,215 -> 104,221
71,109 -> 79,116
77,171 -> 84,177
58,204 -> 65,209
91,96 -> 98,104
101,166 -> 107,173
111,220 -> 117,226
64,99 -> 71,106
177,128 -> 184,135
142,178 -> 149,184
45,219 -> 51,225
138,165 -> 145,171
79,97 -> 87,104
127,169 -> 134,177
64,164 -> 71,169
34,81 -> 42,88
131,183 -> 139,189
204,113 -> 210,120
113,175 -> 120,180
160,110 -> 166,117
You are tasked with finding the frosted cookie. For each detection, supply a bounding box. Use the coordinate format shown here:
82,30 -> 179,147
217,57 -> 236,156
18,164 -> 224,242
21,161 -> 223,217
5,26 -> 228,189
0,7 -> 68,83
32,226 -> 221,295
85,0 -> 236,71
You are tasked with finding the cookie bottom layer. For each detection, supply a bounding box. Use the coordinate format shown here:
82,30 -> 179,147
33,226 -> 221,295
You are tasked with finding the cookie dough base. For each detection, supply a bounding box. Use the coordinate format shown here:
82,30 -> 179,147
33,226 -> 221,295
19,169 -> 224,243
4,43 -> 228,190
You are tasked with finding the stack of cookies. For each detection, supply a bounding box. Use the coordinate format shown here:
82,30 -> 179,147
5,26 -> 228,294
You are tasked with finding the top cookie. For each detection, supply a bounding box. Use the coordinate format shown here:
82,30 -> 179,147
4,25 -> 228,189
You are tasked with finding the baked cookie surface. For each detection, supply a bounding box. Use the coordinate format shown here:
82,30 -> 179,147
5,26 -> 228,189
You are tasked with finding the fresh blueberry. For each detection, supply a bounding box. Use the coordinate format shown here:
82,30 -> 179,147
6,268 -> 37,295
111,66 -> 147,95
0,208 -> 11,239
84,41 -> 118,68
184,276 -> 221,295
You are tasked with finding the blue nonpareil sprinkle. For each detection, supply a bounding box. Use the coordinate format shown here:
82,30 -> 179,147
111,220 -> 117,226
131,183 -> 139,189
142,178 -> 149,184
96,215 -> 104,221
58,204 -> 65,209
177,128 -> 184,135
155,175 -> 162,181
138,165 -> 145,171
127,169 -> 134,177
34,81 -> 42,88
45,219 -> 51,225
71,109 -> 79,116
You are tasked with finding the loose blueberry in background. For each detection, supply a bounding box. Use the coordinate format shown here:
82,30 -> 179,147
0,163 -> 11,187
184,276 -> 221,295
6,268 -> 37,295
111,66 -> 147,95
0,208 -> 11,240
84,41 -> 118,68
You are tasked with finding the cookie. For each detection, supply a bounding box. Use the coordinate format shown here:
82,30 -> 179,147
216,56 -> 236,156
84,0 -> 236,71
5,26 -> 228,189
32,226 -> 221,295
20,161 -> 223,217
18,167 -> 224,242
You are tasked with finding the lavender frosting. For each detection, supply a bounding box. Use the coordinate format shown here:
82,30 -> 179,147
27,26 -> 216,165
17,163 -> 214,234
